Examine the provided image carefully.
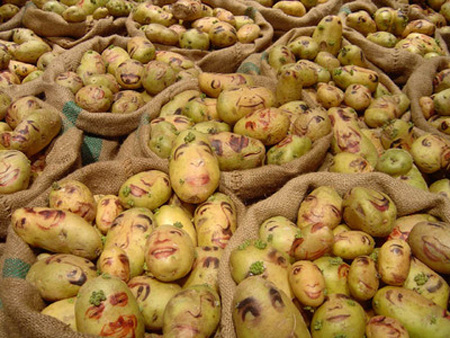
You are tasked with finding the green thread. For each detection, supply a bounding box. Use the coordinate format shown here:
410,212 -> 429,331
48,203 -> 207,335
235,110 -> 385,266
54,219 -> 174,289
81,134 -> 103,165
62,101 -> 83,131
237,62 -> 261,75
2,258 -> 31,279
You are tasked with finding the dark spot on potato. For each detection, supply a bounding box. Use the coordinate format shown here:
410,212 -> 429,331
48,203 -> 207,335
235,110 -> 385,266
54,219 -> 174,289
237,297 -> 261,321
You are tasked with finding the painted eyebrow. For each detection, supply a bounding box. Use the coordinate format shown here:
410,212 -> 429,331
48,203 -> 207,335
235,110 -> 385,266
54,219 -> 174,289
173,143 -> 189,160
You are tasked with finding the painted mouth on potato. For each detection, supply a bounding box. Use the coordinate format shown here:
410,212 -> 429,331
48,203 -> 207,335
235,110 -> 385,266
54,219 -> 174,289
305,290 -> 322,300
326,314 -> 351,322
212,235 -> 230,248
151,247 -> 177,259
173,325 -> 200,334
185,174 -> 210,187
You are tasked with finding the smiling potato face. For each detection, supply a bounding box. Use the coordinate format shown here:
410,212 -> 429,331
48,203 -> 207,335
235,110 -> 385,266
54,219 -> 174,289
144,224 -> 195,282
289,260 -> 326,307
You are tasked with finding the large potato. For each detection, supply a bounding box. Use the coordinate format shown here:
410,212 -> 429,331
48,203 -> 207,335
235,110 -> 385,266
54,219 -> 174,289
0,149 -> 30,194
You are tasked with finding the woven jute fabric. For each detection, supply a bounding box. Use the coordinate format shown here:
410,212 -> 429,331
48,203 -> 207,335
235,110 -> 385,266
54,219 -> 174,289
125,0 -> 273,73
403,55 -> 450,143
0,156 -> 246,338
22,2 -> 127,49
0,79 -> 83,240
240,0 -> 345,37
217,171 -> 450,338
0,4 -> 26,33
340,0 -> 449,85
120,74 -> 332,203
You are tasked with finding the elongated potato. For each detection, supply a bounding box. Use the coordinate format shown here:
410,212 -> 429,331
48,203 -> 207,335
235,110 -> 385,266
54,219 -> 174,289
0,149 -> 30,194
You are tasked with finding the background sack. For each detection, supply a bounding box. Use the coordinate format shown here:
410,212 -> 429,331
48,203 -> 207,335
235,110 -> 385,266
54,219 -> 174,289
0,2 -> 27,33
217,171 -> 450,338
22,2 -> 127,49
125,0 -> 273,73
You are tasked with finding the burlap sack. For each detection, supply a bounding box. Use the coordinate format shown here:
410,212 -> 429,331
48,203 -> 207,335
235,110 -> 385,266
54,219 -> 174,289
0,3 -> 26,33
339,0 -> 449,85
403,55 -> 450,143
0,79 -> 84,239
22,2 -> 127,49
218,171 -> 450,338
120,74 -> 332,203
0,156 -> 246,338
240,0 -> 344,37
125,0 -> 273,73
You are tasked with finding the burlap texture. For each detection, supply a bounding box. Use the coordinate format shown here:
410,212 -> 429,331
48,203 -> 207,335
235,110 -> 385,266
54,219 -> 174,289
22,2 -> 127,49
403,55 -> 450,143
0,79 -> 83,240
218,171 -> 450,338
0,156 -> 246,337
125,0 -> 273,73
123,74 -> 332,203
240,0 -> 344,37
0,4 -> 26,33
339,0 -> 449,85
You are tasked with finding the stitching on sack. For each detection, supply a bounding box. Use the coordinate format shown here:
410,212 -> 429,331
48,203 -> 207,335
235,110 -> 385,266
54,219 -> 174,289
123,158 -> 134,177
2,258 -> 30,279
393,47 -> 400,73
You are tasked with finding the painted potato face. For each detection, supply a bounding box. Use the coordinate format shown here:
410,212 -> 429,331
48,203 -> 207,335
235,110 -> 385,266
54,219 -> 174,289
289,260 -> 326,307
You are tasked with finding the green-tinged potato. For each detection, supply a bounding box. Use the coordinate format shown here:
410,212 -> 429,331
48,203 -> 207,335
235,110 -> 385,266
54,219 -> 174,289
373,286 -> 450,338
433,68 -> 450,93
155,51 -> 196,73
11,28 -> 39,44
388,213 -> 439,241
275,63 -> 303,105
280,100 -> 309,115
429,178 -> 450,198
41,297 -> 77,331
361,128 -> 384,157
128,275 -> 181,331
42,1 -> 67,15
152,115 -> 194,133
11,39 -> 51,64
149,121 -> 178,159
410,133 -> 450,174
342,186 -> 397,237
0,108 -> 61,157
314,51 -> 340,71
111,90 -> 145,114
429,115 -> 450,135
373,7 -> 396,32
294,60 -> 320,87
145,23 -> 179,46
259,216 -> 298,262
179,28 -> 210,50
132,3 -> 175,26
26,253 -> 97,301
217,86 -> 275,125
268,45 -> 296,71
433,87 -> 450,116
402,19 -> 435,38
208,132 -> 266,170
333,230 -> 375,259
49,180 -> 96,223
95,195 -> 124,234
115,59 -> 144,90
393,164 -> 429,191
337,44 -> 368,68
55,71 -> 83,94
291,223 -> 334,261
367,32 -> 398,48
169,130 -> 220,204
159,90 -> 200,116
376,148 -> 413,176
316,83 -> 344,108
22,70 -> 43,83
332,65 -> 379,92
163,285 -> 221,337
97,246 -> 130,282
312,15 -> 343,56
171,0 -> 203,21
0,122 -> 11,132
75,85 -> 113,112
5,96 -> 41,129
366,315 -> 409,338
348,255 -> 379,301
288,36 -> 319,60
209,21 -> 237,48
104,207 -> 155,278
144,224 -> 195,282
234,107 -> 290,146
273,1 -> 306,17
75,275 -> 145,337
142,60 -> 176,95
378,239 -> 411,286
154,204 -> 197,246
76,0 -> 100,15
329,152 -> 374,173
346,10 -> 377,36
192,17 -> 220,33
141,90 -> 153,103
266,134 -> 312,165
314,256 -> 350,296
232,276 -> 310,338
297,186 -> 342,229
0,150 -> 30,194
183,246 -> 222,291
0,4 -> 20,22
101,45 -> 130,77
311,293 -> 366,338
293,106 -> 331,142
118,170 -> 171,210
0,69 -> 20,88
0,92 -> 11,120
0,49 -> 10,70
183,96 -> 213,123
105,0 -> 130,17
92,7 -> 109,20
127,36 -> 155,64
237,23 -> 261,44
289,260 -> 326,307
344,83 -> 373,111
192,120 -> 231,134
234,15 -> 254,30
198,72 -> 253,98
407,221 -> 450,274
193,192 -> 236,249
380,119 -> 414,151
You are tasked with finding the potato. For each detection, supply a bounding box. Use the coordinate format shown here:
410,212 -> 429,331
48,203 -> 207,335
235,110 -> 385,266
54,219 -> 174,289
41,297 -> 77,331
293,106 -> 331,142
312,15 -> 343,56
378,239 -> 412,286
266,135 -> 312,165
409,134 -> 450,174
12,207 -> 103,259
115,59 -> 144,90
97,246 -> 130,282
348,255 -> 379,301
332,65 -> 379,92
333,230 -> 375,259
209,22 -> 237,48
55,71 -> 83,94
127,36 -> 156,64
159,90 -> 200,116
198,72 -> 254,98
0,149 -> 31,194
237,23 -> 261,44
77,50 -> 107,83
75,85 -> 113,112
133,3 -> 175,26
142,60 -> 177,95
75,275 -> 145,337
329,152 -> 374,173
179,28 -> 210,50
111,90 -> 145,114
346,10 -> 377,36
388,213 -> 438,241
289,260 -> 326,307
183,246 -> 223,292
5,96 -> 41,129
366,315 -> 409,338
314,256 -> 350,296
144,23 -> 179,46
291,223 -> 334,261
12,39 -> 51,64
102,45 -> 130,77
259,216 -> 298,262
154,204 -> 197,246
268,45 -> 296,71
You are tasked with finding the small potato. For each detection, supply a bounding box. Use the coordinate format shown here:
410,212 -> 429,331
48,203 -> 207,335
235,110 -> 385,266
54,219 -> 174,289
348,255 -> 379,301
118,170 -> 171,210
344,83 -> 372,111
97,246 -> 130,282
333,230 -> 375,259
12,40 -> 51,64
154,204 -> 197,246
234,107 -> 290,146
84,73 -> 120,94
22,70 -> 42,83
133,3 -> 175,26
115,59 -> 144,89
75,85 -> 113,112
144,224 -> 195,282
49,180 -> 97,223
95,195 -> 124,234
37,51 -> 58,71
42,1 -> 67,15
149,120 -> 178,158
183,246 -> 223,291
102,45 -> 130,77
346,10 -> 377,36
155,50 -> 196,73
410,133 -> 450,174
142,60 -> 177,95
291,223 -> 334,261
259,215 -> 298,261
55,71 -> 83,94
312,15 -> 343,56
8,60 -> 38,80
366,315 -> 409,338
314,256 -> 350,296
171,0 -> 203,21
77,51 -> 108,81
145,23 -> 179,46
273,1 -> 306,17
127,36 -> 156,64
388,213 -> 438,241
111,90 -> 145,114
367,31 -> 398,48
266,135 -> 312,165
316,82 -> 344,108
209,22 -> 237,48
289,260 -> 326,307
198,72 -> 254,98
179,28 -> 210,50
0,150 -> 30,194
332,65 -> 379,92
314,51 -> 340,71
293,106 -> 331,142
268,45 -> 296,71
337,44 -> 368,68
0,69 -> 20,88
192,120 -> 231,134
41,298 -> 77,331
329,152 -> 374,173
105,0 -> 131,17
237,24 -> 261,44
159,90 -> 200,116
288,36 -> 319,60
5,95 -> 41,129
151,115 -> 194,132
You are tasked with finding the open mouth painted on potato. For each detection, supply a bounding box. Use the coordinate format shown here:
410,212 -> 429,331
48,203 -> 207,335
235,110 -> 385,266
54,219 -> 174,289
211,234 -> 230,249
151,246 -> 178,259
173,324 -> 201,335
185,174 -> 210,187
305,289 -> 322,300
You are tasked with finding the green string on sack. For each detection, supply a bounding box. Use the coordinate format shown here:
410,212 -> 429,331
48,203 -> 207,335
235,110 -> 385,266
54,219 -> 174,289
2,258 -> 30,279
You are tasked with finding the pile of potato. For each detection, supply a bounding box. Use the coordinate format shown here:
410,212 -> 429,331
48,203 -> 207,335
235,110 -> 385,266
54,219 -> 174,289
252,0 -> 328,18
